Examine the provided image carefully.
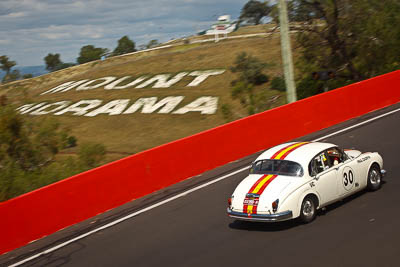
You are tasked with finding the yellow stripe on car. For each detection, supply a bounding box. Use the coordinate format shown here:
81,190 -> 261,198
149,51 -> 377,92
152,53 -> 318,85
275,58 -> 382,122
252,174 -> 274,194
247,205 -> 254,214
274,142 -> 308,159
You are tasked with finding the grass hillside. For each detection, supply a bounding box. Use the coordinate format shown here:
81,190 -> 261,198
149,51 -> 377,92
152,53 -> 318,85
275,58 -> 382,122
0,25 -> 290,163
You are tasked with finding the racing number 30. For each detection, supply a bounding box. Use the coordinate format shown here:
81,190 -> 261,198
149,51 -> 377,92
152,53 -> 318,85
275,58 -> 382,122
343,170 -> 354,186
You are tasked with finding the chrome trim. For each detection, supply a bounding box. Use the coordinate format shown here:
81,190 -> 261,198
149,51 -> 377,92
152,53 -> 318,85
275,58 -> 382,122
227,208 -> 293,222
246,193 -> 260,198
381,169 -> 386,178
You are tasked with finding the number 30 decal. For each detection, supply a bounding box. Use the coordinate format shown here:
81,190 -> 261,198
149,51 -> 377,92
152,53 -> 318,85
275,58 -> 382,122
343,167 -> 354,191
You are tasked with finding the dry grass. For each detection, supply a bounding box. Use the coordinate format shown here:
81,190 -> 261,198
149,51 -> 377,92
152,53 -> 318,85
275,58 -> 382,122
1,28 -> 295,163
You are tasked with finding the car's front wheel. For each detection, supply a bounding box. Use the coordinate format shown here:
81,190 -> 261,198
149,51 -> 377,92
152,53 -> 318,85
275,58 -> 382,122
367,164 -> 382,191
299,196 -> 316,224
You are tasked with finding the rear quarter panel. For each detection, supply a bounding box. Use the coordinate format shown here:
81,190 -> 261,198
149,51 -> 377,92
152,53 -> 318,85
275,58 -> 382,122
279,179 -> 321,219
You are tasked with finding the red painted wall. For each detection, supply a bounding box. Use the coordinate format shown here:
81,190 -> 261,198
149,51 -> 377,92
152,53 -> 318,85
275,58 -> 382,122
1,70 -> 399,255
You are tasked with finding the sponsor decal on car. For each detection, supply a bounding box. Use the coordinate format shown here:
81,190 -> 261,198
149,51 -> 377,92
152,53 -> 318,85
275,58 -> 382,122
357,156 -> 371,163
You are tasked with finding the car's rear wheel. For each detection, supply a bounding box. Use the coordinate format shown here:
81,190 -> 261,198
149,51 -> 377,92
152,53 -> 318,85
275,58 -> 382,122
367,164 -> 382,191
299,196 -> 316,224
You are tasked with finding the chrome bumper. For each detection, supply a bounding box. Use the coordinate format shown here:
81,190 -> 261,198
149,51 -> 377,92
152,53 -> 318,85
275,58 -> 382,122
381,169 -> 386,178
227,208 -> 293,222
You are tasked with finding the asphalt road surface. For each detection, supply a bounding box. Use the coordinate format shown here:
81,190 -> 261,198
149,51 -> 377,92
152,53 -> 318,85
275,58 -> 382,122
2,103 -> 400,267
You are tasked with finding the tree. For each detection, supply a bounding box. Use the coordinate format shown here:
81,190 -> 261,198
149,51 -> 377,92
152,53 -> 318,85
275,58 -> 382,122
44,53 -> 63,72
0,107 -> 70,171
230,52 -> 269,85
77,45 -> 109,64
0,103 -> 106,201
230,52 -> 270,114
53,63 -> 76,71
2,69 -> 20,83
240,0 -> 271,25
284,0 -> 400,98
22,74 -> 33,79
146,39 -> 159,49
270,0 -> 315,23
0,55 -> 16,76
112,36 -> 136,56
270,76 -> 286,92
0,105 -> 40,171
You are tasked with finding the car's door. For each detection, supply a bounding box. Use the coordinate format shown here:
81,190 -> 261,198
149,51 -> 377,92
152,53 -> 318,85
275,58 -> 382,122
310,150 -> 340,206
335,150 -> 360,197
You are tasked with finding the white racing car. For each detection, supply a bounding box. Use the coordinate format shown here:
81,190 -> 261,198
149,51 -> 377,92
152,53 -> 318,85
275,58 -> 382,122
227,142 -> 385,223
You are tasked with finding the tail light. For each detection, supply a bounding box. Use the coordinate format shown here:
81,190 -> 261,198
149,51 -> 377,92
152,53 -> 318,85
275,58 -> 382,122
272,199 -> 279,212
228,195 -> 234,207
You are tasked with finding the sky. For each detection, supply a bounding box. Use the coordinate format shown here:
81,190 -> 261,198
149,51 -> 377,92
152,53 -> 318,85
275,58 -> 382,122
0,0 -> 250,67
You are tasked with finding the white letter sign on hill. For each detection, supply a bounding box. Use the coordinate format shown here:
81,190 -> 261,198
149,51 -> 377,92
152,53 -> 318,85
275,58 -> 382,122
30,101 -> 71,115
135,73 -> 188,88
187,70 -> 226,87
17,103 -> 48,114
123,96 -> 184,114
76,77 -> 117,91
104,76 -> 148,90
23,69 -> 224,117
54,100 -> 103,116
41,80 -> 89,95
173,97 -> 218,114
85,99 -> 130,117
18,96 -> 219,117
40,69 -> 226,95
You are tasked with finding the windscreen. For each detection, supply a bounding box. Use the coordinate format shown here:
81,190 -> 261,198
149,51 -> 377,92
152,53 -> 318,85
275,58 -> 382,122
250,159 -> 304,177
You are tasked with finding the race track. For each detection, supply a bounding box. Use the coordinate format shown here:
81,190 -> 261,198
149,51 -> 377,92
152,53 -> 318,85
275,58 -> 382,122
2,102 -> 400,267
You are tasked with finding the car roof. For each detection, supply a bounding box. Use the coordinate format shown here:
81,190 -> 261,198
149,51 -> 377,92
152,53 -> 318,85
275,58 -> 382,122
255,142 -> 337,169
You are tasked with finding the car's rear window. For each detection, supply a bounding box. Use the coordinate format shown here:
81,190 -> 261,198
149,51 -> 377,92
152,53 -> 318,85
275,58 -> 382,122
250,159 -> 304,177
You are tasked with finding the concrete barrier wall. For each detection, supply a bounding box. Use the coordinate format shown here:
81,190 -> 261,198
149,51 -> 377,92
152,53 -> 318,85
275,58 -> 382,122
1,70 -> 399,255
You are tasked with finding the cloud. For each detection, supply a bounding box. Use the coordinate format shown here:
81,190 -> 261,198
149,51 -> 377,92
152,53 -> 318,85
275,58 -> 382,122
0,39 -> 11,44
0,0 -> 248,66
1,11 -> 26,18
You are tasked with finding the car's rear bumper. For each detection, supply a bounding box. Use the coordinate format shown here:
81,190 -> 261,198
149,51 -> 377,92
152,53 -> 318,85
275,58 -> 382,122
381,169 -> 386,178
227,208 -> 293,222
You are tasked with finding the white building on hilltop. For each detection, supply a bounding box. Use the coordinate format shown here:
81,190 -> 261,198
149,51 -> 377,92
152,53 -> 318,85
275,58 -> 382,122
205,15 -> 238,40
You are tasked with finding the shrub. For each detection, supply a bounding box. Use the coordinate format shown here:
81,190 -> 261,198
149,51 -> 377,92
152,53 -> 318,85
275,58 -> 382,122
78,142 -> 106,168
270,76 -> 286,92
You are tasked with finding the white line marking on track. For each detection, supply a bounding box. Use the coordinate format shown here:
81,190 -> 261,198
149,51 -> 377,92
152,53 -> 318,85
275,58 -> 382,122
9,166 -> 250,267
312,107 -> 400,142
9,105 -> 400,267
